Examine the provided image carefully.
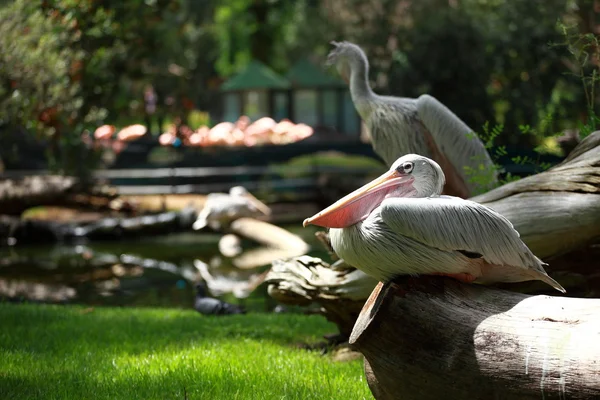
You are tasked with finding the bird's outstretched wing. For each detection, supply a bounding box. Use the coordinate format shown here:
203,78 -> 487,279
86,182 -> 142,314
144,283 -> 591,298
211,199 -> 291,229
380,196 -> 544,271
416,95 -> 497,191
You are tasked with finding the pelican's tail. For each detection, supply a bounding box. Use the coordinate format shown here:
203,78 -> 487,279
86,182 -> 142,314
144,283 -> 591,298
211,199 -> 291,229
478,264 -> 566,294
533,268 -> 566,294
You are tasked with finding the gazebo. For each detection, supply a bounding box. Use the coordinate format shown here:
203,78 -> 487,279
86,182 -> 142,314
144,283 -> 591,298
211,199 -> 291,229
285,59 -> 360,137
219,59 -> 361,137
220,60 -> 291,123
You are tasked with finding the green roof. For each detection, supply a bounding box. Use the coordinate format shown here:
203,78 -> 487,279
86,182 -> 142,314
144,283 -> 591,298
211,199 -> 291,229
221,61 -> 290,91
286,59 -> 346,88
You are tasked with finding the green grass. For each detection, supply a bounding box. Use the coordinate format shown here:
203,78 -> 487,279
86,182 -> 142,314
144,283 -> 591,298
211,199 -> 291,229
0,304 -> 371,400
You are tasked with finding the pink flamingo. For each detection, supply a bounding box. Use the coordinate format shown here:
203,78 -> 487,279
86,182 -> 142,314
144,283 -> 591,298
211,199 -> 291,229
117,124 -> 147,142
159,124 -> 177,146
229,116 -> 250,146
288,123 -> 314,142
94,125 -> 116,140
188,126 -> 210,146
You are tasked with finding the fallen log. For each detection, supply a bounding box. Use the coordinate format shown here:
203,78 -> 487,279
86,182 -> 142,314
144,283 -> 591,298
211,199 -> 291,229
0,175 -> 129,216
0,207 -> 198,246
350,277 -> 600,400
223,218 -> 310,270
266,256 -> 378,338
471,131 -> 600,260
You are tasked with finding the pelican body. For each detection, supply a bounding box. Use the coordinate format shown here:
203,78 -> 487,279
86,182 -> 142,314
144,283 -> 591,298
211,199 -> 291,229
327,41 -> 497,198
193,186 -> 271,231
303,154 -> 564,293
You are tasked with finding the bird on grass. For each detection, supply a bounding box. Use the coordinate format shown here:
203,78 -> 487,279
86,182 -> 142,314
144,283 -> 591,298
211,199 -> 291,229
303,154 -> 565,293
194,283 -> 246,316
326,40 -> 498,198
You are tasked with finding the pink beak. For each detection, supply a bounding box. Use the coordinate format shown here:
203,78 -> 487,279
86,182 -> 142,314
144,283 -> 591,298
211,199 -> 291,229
303,170 -> 414,228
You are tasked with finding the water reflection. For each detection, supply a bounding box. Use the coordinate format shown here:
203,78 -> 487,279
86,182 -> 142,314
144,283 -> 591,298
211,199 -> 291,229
0,226 -> 324,311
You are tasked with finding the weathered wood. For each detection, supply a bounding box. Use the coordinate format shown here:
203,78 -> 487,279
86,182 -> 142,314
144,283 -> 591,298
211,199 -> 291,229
266,256 -> 378,338
350,277 -> 600,400
0,208 -> 198,245
471,131 -> 600,259
197,217 -> 311,271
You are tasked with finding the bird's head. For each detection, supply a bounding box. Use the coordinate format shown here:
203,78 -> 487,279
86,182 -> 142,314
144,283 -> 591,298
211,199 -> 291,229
326,41 -> 367,82
195,283 -> 208,297
229,186 -> 271,216
303,154 -> 445,228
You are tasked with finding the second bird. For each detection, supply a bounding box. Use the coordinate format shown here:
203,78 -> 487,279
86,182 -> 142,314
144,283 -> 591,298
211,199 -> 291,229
327,40 -> 498,198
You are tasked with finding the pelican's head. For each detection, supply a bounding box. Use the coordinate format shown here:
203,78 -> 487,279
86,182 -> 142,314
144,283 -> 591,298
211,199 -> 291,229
303,154 -> 445,228
229,186 -> 249,197
326,41 -> 368,83
229,186 -> 271,216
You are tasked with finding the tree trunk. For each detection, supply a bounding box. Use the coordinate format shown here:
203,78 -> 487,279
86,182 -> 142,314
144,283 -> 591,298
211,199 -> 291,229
0,175 -> 128,216
0,207 -> 198,245
350,277 -> 600,400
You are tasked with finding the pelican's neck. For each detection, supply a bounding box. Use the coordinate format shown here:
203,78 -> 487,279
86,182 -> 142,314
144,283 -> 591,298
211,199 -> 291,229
348,54 -> 375,104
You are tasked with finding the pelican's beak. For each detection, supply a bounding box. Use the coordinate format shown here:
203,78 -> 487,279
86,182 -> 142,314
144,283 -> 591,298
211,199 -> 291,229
243,192 -> 271,216
303,170 -> 413,228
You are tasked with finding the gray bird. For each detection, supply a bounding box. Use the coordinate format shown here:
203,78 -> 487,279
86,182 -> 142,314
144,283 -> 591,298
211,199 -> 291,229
326,40 -> 498,198
194,283 -> 246,316
193,186 -> 271,231
303,154 -> 564,293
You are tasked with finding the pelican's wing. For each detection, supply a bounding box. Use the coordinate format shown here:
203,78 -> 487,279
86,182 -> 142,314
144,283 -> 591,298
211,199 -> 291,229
416,95 -> 497,190
380,196 -> 543,271
365,99 -> 430,166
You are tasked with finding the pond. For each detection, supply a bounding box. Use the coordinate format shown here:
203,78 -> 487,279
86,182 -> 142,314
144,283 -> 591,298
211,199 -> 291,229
0,224 -> 326,313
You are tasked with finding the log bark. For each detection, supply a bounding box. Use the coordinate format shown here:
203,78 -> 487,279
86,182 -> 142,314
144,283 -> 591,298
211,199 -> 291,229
0,207 -> 198,245
0,175 -> 129,216
266,256 -> 378,338
471,131 -> 600,260
223,218 -> 310,270
350,277 -> 600,400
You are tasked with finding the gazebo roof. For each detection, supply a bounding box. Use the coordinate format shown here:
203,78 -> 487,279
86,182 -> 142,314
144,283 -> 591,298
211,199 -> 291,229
286,59 -> 346,88
221,60 -> 290,91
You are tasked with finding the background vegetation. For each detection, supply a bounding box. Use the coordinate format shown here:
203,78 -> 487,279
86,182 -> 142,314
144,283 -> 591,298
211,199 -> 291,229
1,0 -> 599,171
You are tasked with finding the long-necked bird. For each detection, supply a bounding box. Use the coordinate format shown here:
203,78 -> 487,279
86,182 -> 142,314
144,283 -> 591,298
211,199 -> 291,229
303,154 -> 564,292
326,41 -> 498,198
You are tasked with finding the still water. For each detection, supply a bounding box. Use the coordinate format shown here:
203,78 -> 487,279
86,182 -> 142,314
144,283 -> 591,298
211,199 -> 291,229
0,224 -> 325,312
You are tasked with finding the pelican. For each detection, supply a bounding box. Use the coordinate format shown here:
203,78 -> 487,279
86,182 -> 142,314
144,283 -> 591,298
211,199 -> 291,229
192,186 -> 271,231
326,40 -> 498,198
303,154 -> 565,292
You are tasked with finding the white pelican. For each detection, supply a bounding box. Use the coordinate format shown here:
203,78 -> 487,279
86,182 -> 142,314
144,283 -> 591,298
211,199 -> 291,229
303,154 -> 565,292
192,186 -> 271,231
326,40 -> 498,198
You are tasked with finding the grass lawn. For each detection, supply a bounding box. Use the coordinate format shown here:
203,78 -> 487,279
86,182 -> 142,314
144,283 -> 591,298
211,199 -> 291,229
0,304 -> 371,400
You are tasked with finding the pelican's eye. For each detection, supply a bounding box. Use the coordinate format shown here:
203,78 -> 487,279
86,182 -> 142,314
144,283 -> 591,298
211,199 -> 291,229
399,162 -> 414,174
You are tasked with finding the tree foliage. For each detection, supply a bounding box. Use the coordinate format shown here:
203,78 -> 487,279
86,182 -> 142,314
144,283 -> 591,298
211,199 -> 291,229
1,0 -> 599,171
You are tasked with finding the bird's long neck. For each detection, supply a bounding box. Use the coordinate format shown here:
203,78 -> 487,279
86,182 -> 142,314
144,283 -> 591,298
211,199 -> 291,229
348,54 -> 375,106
